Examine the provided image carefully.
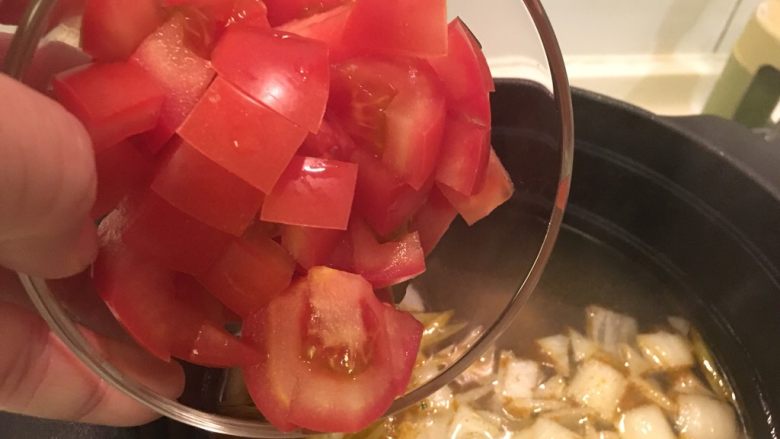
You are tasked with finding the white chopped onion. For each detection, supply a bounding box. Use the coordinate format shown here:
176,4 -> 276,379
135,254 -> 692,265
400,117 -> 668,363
585,306 -> 638,354
540,406 -> 597,432
399,283 -> 425,312
636,331 -> 694,371
536,334 -> 571,377
455,384 -> 494,406
527,418 -> 582,439
566,359 -> 627,421
667,316 -> 691,336
456,346 -> 497,387
618,405 -> 676,439
670,372 -> 715,398
676,394 -> 739,439
534,374 -> 567,400
505,398 -> 571,418
448,405 -> 503,439
618,343 -> 651,377
397,411 -> 454,439
496,351 -> 541,401
425,385 -> 454,412
584,426 -> 620,439
628,376 -> 677,414
569,328 -> 598,363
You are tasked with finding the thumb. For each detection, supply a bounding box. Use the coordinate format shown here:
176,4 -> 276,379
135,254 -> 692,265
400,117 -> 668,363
0,73 -> 97,279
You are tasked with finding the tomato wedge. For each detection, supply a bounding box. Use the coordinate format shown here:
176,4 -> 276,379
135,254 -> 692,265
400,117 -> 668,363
151,140 -> 265,236
428,18 -> 494,125
130,14 -> 216,153
242,267 -> 414,433
81,0 -> 163,61
382,305 -> 423,394
330,57 -> 446,190
178,77 -> 308,193
92,140 -> 157,219
277,3 -> 353,48
198,231 -> 295,317
351,219 -> 426,288
264,0 -> 347,26
409,186 -> 457,255
435,114 -> 491,195
260,156 -> 358,230
340,0 -> 446,57
121,191 -> 232,275
281,225 -> 344,269
298,117 -> 356,160
211,27 -> 330,132
439,148 -> 515,225
52,62 -> 165,151
94,225 -> 258,367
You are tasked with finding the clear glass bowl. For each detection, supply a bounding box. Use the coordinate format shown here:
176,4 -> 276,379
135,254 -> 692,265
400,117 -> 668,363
6,0 -> 573,436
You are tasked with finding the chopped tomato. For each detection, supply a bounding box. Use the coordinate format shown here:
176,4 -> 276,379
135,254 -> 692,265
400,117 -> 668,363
351,149 -> 431,237
121,191 -> 232,275
382,305 -> 423,394
131,14 -> 216,153
198,232 -> 295,317
281,225 -> 344,269
52,62 -> 165,151
81,0 -> 163,61
351,219 -> 426,288
92,140 -> 157,220
298,117 -> 356,160
178,77 -> 308,193
264,0 -> 347,26
435,114 -> 491,195
340,0 -> 446,57
277,3 -> 353,48
242,267 -> 407,433
225,0 -> 270,28
409,186 -> 457,255
94,226 -> 258,367
439,148 -> 515,225
330,57 -> 446,189
428,18 -> 494,125
211,27 -> 330,132
151,140 -> 265,236
260,156 -> 358,230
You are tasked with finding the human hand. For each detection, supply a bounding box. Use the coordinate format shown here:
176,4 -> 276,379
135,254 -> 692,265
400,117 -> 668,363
0,16 -> 184,426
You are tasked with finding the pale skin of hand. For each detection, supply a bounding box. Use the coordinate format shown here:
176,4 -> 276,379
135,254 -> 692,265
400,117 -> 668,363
0,21 -> 185,426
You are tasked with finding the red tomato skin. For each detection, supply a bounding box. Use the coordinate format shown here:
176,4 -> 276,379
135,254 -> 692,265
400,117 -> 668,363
198,233 -> 295,317
52,62 -> 165,151
351,149 -> 431,237
211,27 -> 330,132
428,18 -> 494,126
382,304 -> 423,394
130,14 -> 216,153
435,114 -> 491,195
242,267 -> 400,433
226,0 -> 271,28
409,186 -> 457,255
171,320 -> 262,367
298,117 -> 357,160
281,225 -> 344,269
121,191 -> 232,275
260,156 -> 359,230
351,219 -> 426,288
151,140 -> 265,236
340,0 -> 447,57
276,3 -> 353,48
92,140 -> 157,220
178,77 -> 308,193
439,148 -> 515,225
264,0 -> 347,26
81,0 -> 163,61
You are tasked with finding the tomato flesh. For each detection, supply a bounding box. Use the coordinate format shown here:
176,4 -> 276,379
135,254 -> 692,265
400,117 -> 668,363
178,77 -> 308,193
435,114 -> 491,195
351,219 -> 426,288
439,148 -> 515,226
330,57 -> 446,190
121,191 -> 232,275
151,140 -> 265,236
198,232 -> 295,317
281,225 -> 344,269
211,27 -> 330,132
383,305 -> 423,394
242,267 -> 414,433
277,4 -> 353,48
409,186 -> 457,255
81,0 -> 162,61
340,0 -> 446,57
264,0 -> 347,26
92,140 -> 157,220
351,149 -> 430,237
130,14 -> 216,153
260,156 -> 358,230
52,62 -> 165,151
298,117 -> 356,160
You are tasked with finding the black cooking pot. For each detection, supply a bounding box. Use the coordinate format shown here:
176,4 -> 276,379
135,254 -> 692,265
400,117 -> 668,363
3,80 -> 778,438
